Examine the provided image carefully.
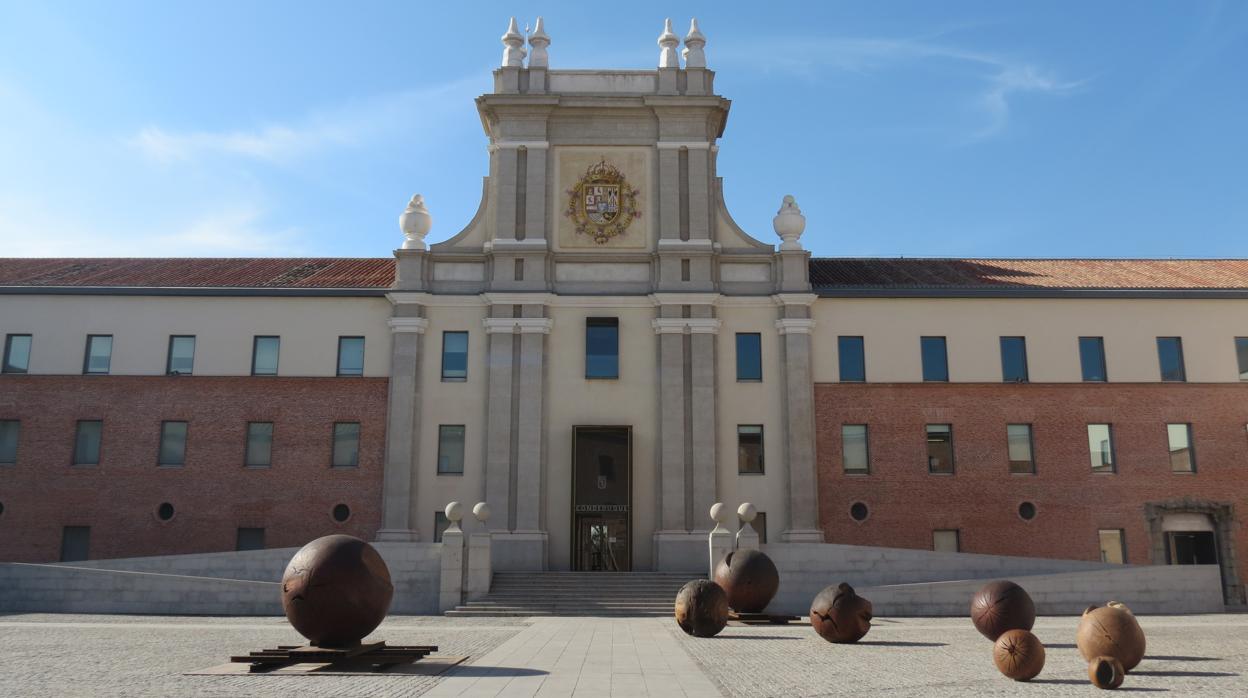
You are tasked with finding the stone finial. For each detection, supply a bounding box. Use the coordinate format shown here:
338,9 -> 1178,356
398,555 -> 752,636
527,17 -> 550,68
472,502 -> 491,523
773,194 -> 807,251
501,17 -> 526,67
400,194 -> 432,250
737,502 -> 758,523
658,18 -> 679,68
444,501 -> 464,522
682,18 -> 707,68
710,502 -> 729,525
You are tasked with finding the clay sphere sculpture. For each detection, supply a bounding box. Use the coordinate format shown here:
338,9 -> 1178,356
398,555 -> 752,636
713,549 -> 780,613
809,582 -> 873,643
992,629 -> 1046,682
280,534 -> 394,648
674,579 -> 729,637
1089,655 -> 1126,690
970,580 -> 1036,641
1077,602 -> 1146,672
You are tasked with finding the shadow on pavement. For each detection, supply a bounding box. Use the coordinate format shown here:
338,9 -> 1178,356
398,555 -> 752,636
1130,670 -> 1239,678
1145,655 -> 1221,662
855,640 -> 947,647
445,666 -> 548,677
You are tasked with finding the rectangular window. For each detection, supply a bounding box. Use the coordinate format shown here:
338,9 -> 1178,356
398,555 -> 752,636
0,419 -> 18,464
1088,424 -> 1115,473
1079,337 -> 1107,382
1098,529 -> 1126,564
236,527 -> 265,551
2,334 -> 31,374
1000,337 -> 1029,382
60,526 -> 91,562
1167,423 -> 1195,473
336,336 -> 365,376
921,336 -> 949,382
157,421 -> 187,466
1236,337 -> 1248,381
585,318 -> 619,379
735,333 -> 762,381
1007,424 -> 1035,474
83,335 -> 112,375
838,336 -> 865,382
842,424 -> 869,473
73,420 -> 102,465
926,424 -> 954,474
753,512 -> 767,545
1157,337 -> 1186,382
245,422 -> 273,468
332,422 -> 360,467
441,331 -> 468,381
251,336 -> 280,376
166,336 -> 195,375
437,425 -> 466,474
737,425 -> 764,474
933,529 -> 960,553
433,512 -> 450,543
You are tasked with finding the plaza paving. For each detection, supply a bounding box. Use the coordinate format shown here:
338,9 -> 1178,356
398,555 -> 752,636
0,612 -> 1244,696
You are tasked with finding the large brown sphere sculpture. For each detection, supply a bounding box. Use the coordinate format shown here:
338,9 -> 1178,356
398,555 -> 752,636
674,580 -> 729,637
1089,655 -> 1126,690
280,535 -> 394,648
992,629 -> 1046,682
713,549 -> 780,613
1077,602 -> 1146,672
810,583 -> 873,643
970,580 -> 1036,641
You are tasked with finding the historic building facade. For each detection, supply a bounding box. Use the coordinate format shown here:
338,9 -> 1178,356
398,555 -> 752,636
1,20 -> 1245,602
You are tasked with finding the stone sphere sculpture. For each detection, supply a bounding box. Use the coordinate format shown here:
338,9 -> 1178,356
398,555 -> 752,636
1077,602 -> 1146,672
992,629 -> 1046,682
1089,655 -> 1126,690
713,549 -> 780,613
280,535 -> 394,648
810,582 -> 873,643
970,580 -> 1036,641
674,579 -> 729,637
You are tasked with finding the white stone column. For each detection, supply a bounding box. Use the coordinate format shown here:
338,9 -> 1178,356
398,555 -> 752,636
775,297 -> 824,543
377,314 -> 428,541
438,502 -> 465,613
483,309 -> 515,533
708,503 -> 734,579
467,502 -> 493,601
736,502 -> 761,551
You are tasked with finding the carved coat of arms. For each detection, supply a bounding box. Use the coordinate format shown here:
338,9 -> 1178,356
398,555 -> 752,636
565,159 -> 641,244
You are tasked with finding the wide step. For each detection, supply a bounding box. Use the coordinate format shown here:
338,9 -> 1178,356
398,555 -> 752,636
447,571 -> 701,617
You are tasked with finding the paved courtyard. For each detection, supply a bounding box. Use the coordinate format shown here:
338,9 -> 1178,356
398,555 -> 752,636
0,613 -> 1244,696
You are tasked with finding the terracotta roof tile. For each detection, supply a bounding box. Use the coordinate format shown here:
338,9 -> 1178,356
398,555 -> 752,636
0,258 -> 395,289
808,258 -> 1248,290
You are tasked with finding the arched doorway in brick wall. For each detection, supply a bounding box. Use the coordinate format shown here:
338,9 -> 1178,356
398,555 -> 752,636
1144,500 -> 1243,606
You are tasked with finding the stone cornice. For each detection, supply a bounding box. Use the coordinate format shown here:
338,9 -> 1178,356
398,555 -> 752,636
775,318 -> 816,335
773,293 -> 819,307
483,317 -> 553,334
652,318 -> 721,334
651,292 -> 720,306
387,317 -> 430,334
482,292 -> 556,306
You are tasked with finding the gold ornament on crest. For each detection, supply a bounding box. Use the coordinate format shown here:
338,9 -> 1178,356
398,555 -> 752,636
565,159 -> 642,244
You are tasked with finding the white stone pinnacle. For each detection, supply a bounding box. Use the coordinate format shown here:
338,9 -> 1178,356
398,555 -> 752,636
773,194 -> 807,251
682,18 -> 707,68
501,17 -> 526,67
528,16 -> 550,68
400,194 -> 432,250
658,18 -> 679,68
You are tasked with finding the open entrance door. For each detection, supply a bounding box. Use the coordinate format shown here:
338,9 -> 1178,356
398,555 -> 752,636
572,426 -> 630,571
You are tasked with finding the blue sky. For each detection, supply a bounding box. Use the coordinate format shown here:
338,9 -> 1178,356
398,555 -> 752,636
1,1 -> 1245,259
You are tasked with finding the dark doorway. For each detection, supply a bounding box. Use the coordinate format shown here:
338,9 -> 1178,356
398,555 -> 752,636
572,426 -> 630,571
1168,531 -> 1218,566
59,525 -> 90,562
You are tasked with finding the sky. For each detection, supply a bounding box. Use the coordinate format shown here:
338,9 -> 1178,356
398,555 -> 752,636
0,1 -> 1245,259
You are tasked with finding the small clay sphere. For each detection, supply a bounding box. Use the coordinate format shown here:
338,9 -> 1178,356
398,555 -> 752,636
281,535 -> 394,648
1077,602 -> 1146,672
674,579 -> 729,637
713,549 -> 780,613
970,580 -> 1036,641
993,629 -> 1046,682
810,582 -> 873,643
1089,655 -> 1126,690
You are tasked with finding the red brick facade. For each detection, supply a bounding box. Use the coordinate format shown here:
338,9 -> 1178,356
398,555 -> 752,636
0,376 -> 387,562
815,383 -> 1248,597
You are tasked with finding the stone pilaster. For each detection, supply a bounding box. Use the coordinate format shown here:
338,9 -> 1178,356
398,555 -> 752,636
775,295 -> 823,543
377,311 -> 427,541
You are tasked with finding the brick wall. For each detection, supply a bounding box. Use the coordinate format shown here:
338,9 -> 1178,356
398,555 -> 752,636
0,376 -> 386,562
814,383 -> 1248,595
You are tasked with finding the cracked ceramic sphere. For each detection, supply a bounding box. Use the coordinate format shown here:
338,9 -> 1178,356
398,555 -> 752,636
713,549 -> 779,613
810,582 -> 873,643
674,579 -> 729,637
1077,602 -> 1146,672
1089,655 -> 1126,689
993,629 -> 1046,681
281,534 -> 394,647
970,580 -> 1036,641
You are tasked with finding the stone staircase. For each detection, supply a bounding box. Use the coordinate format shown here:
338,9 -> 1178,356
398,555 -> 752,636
445,571 -> 696,617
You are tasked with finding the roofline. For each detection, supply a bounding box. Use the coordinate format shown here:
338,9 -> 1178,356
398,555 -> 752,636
0,286 -> 389,298
814,287 -> 1248,299
809,256 -> 1248,262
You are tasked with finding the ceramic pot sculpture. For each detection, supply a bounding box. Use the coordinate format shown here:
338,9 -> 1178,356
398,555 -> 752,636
992,629 -> 1046,682
1077,602 -> 1146,672
809,583 -> 873,643
280,535 -> 394,647
970,580 -> 1036,641
1089,655 -> 1126,690
713,549 -> 780,613
674,579 -> 729,637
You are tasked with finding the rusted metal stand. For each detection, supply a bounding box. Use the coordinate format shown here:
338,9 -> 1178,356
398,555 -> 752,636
729,611 -> 800,625
230,641 -> 438,673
